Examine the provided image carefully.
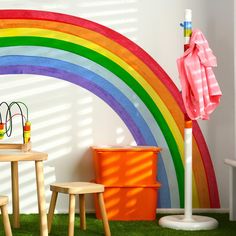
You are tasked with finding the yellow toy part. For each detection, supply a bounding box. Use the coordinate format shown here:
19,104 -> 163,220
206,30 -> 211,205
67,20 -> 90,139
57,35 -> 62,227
0,123 -> 5,140
23,121 -> 31,144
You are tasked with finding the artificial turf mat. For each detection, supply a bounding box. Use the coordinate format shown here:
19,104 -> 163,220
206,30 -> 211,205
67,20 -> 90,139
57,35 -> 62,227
0,214 -> 235,235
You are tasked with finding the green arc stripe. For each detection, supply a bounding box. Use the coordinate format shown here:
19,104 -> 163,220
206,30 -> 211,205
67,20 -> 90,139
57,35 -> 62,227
0,36 -> 184,206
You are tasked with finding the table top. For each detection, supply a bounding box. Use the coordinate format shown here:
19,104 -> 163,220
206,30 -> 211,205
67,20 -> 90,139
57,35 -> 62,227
0,149 -> 48,162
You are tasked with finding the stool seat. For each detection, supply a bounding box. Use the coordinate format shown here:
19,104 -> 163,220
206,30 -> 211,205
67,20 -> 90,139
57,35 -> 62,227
48,182 -> 111,236
0,196 -> 12,236
50,182 -> 104,194
0,196 -> 8,205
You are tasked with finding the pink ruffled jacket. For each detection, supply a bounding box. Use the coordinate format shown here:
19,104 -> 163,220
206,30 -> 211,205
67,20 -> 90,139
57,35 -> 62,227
177,29 -> 222,120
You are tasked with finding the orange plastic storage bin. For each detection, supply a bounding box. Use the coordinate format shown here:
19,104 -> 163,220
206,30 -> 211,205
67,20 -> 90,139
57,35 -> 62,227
92,146 -> 161,221
92,146 -> 161,185
94,183 -> 161,221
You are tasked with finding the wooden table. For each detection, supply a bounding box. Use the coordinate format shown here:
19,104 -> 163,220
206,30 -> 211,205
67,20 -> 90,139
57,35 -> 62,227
224,159 -> 236,221
0,144 -> 48,236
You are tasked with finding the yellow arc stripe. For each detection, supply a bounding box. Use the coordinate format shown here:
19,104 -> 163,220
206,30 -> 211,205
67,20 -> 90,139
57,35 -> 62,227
0,28 -> 184,154
0,27 -> 199,206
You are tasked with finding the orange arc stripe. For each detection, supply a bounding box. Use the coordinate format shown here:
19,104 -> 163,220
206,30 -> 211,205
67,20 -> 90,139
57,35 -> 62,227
192,141 -> 210,207
0,19 -> 184,129
0,19 -> 210,207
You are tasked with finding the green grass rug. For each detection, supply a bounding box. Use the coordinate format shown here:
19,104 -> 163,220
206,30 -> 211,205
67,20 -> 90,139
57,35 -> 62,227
0,214 -> 235,235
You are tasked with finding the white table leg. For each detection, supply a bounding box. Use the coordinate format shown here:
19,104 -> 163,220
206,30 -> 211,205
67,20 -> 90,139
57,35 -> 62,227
35,161 -> 48,236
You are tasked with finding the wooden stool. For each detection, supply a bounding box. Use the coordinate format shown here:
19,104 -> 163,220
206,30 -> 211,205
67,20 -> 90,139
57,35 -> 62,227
0,196 -> 12,236
48,182 -> 111,236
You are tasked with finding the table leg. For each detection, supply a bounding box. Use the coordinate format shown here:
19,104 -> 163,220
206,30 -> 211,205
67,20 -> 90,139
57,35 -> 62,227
68,194 -> 75,236
11,161 -> 20,228
35,161 -> 48,236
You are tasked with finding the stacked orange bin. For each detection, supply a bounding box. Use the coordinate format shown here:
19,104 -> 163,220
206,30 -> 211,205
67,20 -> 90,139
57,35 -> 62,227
92,146 -> 161,221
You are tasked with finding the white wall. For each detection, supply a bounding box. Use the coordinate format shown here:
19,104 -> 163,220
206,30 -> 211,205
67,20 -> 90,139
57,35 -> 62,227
235,0 -> 236,162
0,0 -> 234,212
203,0 -> 235,209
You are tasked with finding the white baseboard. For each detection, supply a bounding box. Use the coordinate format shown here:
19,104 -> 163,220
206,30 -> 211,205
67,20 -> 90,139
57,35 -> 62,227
51,208 -> 229,214
157,208 -> 229,214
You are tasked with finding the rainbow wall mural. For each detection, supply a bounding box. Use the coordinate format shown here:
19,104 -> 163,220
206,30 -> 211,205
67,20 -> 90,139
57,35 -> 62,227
0,9 -> 220,208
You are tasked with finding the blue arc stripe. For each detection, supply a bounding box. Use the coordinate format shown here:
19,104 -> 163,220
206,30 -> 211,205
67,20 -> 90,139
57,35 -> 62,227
0,54 -> 173,207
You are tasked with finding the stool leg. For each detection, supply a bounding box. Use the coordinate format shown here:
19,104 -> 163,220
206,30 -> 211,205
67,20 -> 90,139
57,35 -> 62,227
1,205 -> 13,236
79,194 -> 86,230
97,193 -> 111,236
47,191 -> 58,233
68,194 -> 76,236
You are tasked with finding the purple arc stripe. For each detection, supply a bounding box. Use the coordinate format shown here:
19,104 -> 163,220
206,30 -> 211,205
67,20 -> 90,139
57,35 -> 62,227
0,64 -> 147,145
0,64 -> 171,207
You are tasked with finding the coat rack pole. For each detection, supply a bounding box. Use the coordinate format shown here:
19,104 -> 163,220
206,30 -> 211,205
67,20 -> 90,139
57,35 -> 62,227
183,8 -> 193,220
184,119 -> 192,220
